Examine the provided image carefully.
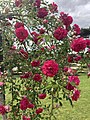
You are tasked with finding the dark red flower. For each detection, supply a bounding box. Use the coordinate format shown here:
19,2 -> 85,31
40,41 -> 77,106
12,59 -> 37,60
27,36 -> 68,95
0,105 -> 6,115
22,115 -> 31,120
33,74 -> 42,82
71,38 -> 86,52
60,12 -> 73,28
73,24 -> 80,35
27,103 -> 35,109
53,27 -> 67,40
20,72 -> 32,79
37,8 -> 48,18
38,93 -> 46,99
15,0 -> 22,7
36,108 -> 43,114
14,22 -> 24,29
86,39 -> 90,47
19,49 -> 28,59
31,60 -> 40,67
15,27 -> 28,42
66,83 -> 74,91
39,28 -> 45,34
20,97 -> 29,110
34,0 -> 41,8
49,2 -> 58,13
67,55 -> 73,63
74,55 -> 82,62
42,60 -> 59,77
71,89 -> 80,101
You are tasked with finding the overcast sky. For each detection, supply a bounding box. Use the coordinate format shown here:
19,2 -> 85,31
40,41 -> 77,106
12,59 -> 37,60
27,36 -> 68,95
47,0 -> 90,28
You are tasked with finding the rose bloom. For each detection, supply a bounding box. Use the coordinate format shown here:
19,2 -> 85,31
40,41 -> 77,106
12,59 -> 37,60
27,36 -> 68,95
15,0 -> 22,7
67,55 -> 73,63
19,49 -> 28,59
37,8 -> 48,18
15,27 -> 28,42
85,39 -> 90,47
39,28 -> 45,34
68,76 -> 80,86
31,31 -> 42,44
31,60 -> 40,67
66,83 -> 74,91
0,82 -> 4,86
22,115 -> 31,120
27,103 -> 35,109
42,60 -> 59,77
0,105 -> 6,115
60,12 -> 73,28
14,22 -> 24,29
73,24 -> 80,35
36,108 -> 43,114
53,27 -> 67,40
71,89 -> 80,101
20,72 -> 32,79
33,74 -> 42,82
71,38 -> 86,52
49,2 -> 58,13
38,93 -> 46,99
20,97 -> 29,110
34,0 -> 41,8
74,55 -> 82,62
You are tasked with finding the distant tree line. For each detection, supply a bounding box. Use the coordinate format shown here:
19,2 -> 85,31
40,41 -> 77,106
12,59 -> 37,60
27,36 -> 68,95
80,27 -> 90,38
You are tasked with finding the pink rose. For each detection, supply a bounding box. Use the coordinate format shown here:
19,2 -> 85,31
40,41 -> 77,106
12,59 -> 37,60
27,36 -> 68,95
68,76 -> 80,85
73,24 -> 80,35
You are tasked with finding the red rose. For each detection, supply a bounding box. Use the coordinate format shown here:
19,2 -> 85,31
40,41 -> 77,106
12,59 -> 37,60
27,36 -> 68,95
39,28 -> 45,34
20,97 -> 29,110
38,93 -> 46,99
71,38 -> 86,52
19,49 -> 28,59
67,55 -> 73,63
53,27 -> 67,40
50,2 -> 58,13
68,76 -> 80,86
23,115 -> 31,120
14,22 -> 24,29
15,0 -> 22,7
60,12 -> 73,28
66,83 -> 74,91
31,60 -> 40,67
15,27 -> 28,42
37,8 -> 48,18
0,105 -> 6,115
74,55 -> 82,62
36,108 -> 43,114
27,103 -> 35,109
20,72 -> 32,79
73,24 -> 80,35
86,39 -> 90,47
71,89 -> 80,101
33,74 -> 42,82
34,0 -> 41,8
42,60 -> 59,77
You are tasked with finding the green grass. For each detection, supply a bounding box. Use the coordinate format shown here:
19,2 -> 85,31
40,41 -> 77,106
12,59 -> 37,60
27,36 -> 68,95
52,74 -> 90,120
0,74 -> 90,120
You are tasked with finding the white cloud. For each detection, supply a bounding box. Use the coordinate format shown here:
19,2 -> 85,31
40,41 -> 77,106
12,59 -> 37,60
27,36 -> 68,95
47,0 -> 90,28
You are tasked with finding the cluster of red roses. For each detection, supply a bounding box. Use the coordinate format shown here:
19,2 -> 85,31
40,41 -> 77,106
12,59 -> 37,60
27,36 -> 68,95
1,0 -> 90,119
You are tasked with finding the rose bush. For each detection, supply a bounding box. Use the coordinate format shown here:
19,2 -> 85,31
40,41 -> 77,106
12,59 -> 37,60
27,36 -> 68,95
0,0 -> 90,120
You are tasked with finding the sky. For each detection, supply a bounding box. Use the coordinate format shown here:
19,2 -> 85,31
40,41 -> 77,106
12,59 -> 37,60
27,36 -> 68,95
46,0 -> 90,28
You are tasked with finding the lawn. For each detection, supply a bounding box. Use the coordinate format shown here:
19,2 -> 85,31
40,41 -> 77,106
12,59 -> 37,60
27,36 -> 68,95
0,73 -> 90,120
